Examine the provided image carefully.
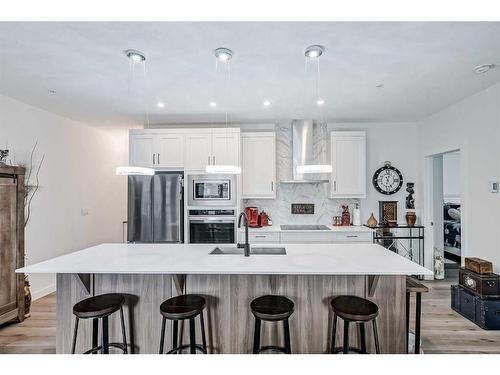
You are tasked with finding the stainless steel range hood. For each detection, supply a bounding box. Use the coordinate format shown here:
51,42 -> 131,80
280,120 -> 331,184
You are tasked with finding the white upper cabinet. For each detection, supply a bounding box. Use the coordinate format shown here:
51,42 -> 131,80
184,131 -> 213,171
130,128 -> 240,171
129,134 -> 156,167
241,132 -> 276,199
212,130 -> 240,167
156,132 -> 185,168
330,131 -> 366,198
130,130 -> 185,168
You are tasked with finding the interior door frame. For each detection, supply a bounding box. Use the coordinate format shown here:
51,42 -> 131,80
423,146 -> 467,279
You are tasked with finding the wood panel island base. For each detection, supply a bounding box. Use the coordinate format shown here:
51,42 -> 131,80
19,243 -> 432,354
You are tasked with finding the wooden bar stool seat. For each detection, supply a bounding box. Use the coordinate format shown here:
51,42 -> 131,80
159,294 -> 207,354
71,293 -> 128,354
251,295 -> 294,354
73,293 -> 124,318
330,295 -> 380,354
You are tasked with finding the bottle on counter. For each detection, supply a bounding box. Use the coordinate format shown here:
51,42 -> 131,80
352,203 -> 361,226
341,205 -> 351,226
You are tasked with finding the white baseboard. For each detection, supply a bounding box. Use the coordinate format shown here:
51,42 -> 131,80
31,284 -> 56,301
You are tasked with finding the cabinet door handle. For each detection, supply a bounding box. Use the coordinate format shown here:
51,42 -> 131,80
212,156 -> 216,165
157,153 -> 160,165
347,235 -> 358,238
153,153 -> 156,165
208,156 -> 211,165
271,181 -> 274,191
333,180 -> 337,191
255,235 -> 267,238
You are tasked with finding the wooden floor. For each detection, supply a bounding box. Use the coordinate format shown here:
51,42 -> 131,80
0,293 -> 56,354
1,277 -> 500,354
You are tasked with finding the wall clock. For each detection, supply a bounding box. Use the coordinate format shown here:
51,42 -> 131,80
372,161 -> 403,195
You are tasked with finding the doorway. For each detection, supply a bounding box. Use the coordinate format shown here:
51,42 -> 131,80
428,150 -> 462,280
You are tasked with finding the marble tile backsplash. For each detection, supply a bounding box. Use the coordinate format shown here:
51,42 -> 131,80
244,123 -> 359,225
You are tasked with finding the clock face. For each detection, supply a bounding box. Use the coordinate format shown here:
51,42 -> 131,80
373,165 -> 403,195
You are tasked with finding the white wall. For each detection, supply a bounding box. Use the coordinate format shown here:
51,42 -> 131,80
329,123 -> 419,225
443,151 -> 461,202
0,94 -> 128,298
417,82 -> 500,272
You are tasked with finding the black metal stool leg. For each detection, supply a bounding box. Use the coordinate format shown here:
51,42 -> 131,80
415,292 -> 422,354
189,318 -> 196,354
71,317 -> 79,354
359,323 -> 366,354
343,320 -> 349,354
406,291 -> 410,354
159,317 -> 166,354
172,320 -> 179,353
120,306 -> 128,354
253,317 -> 261,354
200,311 -> 207,354
102,316 -> 109,354
372,318 -> 380,354
283,318 -> 291,354
92,318 -> 98,354
330,313 -> 337,354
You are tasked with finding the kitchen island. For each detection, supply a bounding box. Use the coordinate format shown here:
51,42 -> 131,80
18,243 -> 431,354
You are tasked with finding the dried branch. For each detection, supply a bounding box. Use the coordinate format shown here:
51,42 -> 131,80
24,154 -> 44,227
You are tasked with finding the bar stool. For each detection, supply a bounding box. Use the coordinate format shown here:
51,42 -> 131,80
330,295 -> 380,354
406,276 -> 429,354
159,294 -> 207,354
71,293 -> 128,354
251,295 -> 294,354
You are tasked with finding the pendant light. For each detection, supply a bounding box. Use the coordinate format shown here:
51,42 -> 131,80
116,166 -> 155,176
205,48 -> 241,175
115,50 -> 154,177
299,44 -> 332,175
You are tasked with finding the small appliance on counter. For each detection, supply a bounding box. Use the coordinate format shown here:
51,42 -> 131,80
245,207 -> 259,227
258,211 -> 269,227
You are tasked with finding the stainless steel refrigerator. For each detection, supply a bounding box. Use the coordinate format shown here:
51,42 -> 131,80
127,172 -> 184,243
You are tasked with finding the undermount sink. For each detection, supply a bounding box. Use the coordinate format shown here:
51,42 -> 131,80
210,246 -> 286,255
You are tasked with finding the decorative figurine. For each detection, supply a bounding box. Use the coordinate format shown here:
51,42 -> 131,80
0,149 -> 8,164
406,182 -> 415,209
341,205 -> 351,226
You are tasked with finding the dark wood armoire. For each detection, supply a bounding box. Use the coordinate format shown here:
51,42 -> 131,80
0,165 -> 25,324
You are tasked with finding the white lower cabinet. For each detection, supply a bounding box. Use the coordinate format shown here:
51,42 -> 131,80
248,232 -> 280,243
239,230 -> 372,244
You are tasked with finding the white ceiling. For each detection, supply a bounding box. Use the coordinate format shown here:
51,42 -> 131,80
0,22 -> 499,127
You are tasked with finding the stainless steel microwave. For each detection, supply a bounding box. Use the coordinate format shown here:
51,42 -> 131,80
187,174 -> 236,207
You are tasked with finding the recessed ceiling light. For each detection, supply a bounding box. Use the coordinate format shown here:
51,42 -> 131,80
209,101 -> 217,107
124,49 -> 146,62
48,89 -> 57,94
317,98 -> 325,106
375,83 -> 384,88
214,48 -> 233,62
263,100 -> 271,107
157,102 -> 165,108
474,64 -> 495,74
305,45 -> 325,59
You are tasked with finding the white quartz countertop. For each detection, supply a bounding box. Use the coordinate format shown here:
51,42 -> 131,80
239,225 -> 374,233
17,243 -> 431,276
